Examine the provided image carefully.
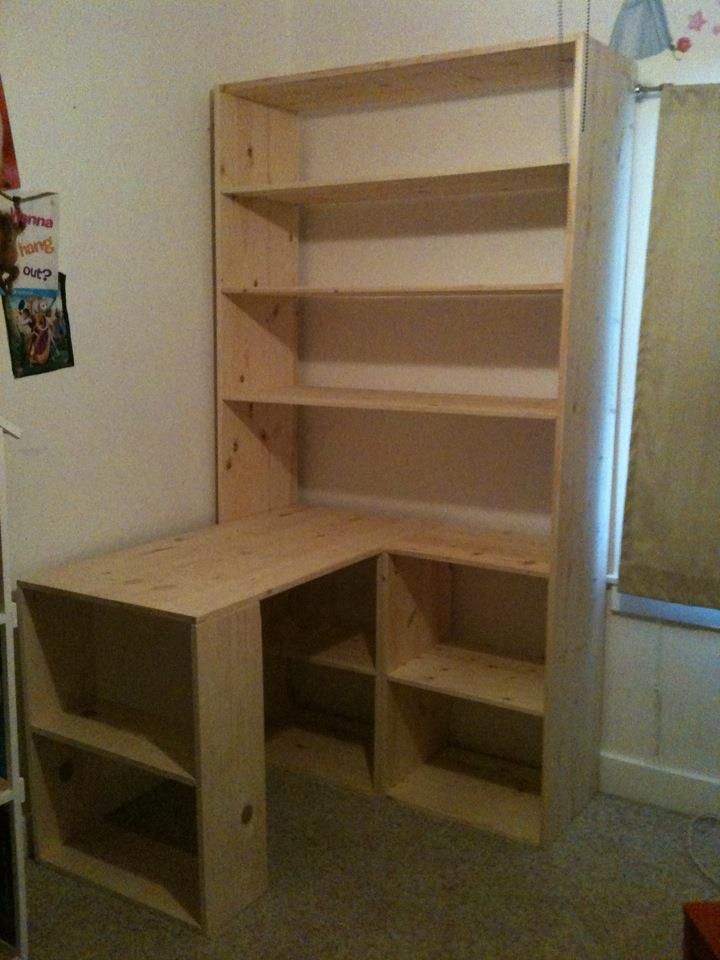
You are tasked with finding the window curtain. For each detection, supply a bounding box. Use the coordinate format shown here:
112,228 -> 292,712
619,85 -> 720,607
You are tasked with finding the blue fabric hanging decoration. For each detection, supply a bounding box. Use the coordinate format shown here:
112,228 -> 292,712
609,0 -> 673,58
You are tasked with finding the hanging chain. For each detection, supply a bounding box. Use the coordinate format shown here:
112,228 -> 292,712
557,0 -> 592,148
581,0 -> 591,132
556,0 -> 569,161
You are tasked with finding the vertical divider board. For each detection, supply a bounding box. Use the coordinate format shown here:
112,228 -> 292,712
374,554 -> 452,792
544,37 -> 635,841
213,90 -> 301,522
193,601 -> 267,935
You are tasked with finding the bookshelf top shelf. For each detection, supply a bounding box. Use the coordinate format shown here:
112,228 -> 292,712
19,506 -> 551,622
223,283 -> 563,300
221,163 -> 569,205
221,37 -> 577,113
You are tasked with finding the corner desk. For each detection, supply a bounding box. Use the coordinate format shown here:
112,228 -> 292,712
17,505 -> 549,933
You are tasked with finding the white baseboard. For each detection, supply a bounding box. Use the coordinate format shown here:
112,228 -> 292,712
600,752 -> 720,816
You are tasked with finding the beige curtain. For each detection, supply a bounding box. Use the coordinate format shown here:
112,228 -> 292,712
620,84 -> 720,607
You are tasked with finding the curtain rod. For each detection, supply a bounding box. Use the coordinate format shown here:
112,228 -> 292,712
634,82 -> 670,100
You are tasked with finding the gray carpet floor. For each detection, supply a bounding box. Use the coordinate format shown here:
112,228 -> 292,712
26,769 -> 717,960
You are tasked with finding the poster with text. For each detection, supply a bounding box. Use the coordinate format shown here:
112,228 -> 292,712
12,193 -> 58,289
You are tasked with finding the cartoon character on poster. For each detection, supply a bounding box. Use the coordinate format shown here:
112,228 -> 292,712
1,193 -> 74,377
3,274 -> 73,377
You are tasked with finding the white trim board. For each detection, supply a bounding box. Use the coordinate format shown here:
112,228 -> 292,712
600,751 -> 720,817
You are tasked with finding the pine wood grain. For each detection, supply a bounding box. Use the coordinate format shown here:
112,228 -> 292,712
389,645 -> 544,716
222,163 -> 568,204
222,38 -> 576,112
19,507 -> 551,622
223,282 -> 563,299
225,386 -> 559,420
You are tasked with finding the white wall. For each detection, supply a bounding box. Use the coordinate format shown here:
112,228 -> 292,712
1,0 -> 717,814
0,0 -> 292,574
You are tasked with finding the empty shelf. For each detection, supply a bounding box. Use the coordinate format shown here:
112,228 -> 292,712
31,702 -> 195,785
266,716 -> 374,793
222,39 -> 576,111
223,282 -> 563,300
267,621 -> 375,676
225,386 -> 558,420
40,822 -> 199,928
389,645 -> 544,716
222,163 -> 568,205
387,748 -> 541,843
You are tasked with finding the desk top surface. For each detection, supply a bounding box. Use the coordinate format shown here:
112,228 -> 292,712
19,506 -> 550,622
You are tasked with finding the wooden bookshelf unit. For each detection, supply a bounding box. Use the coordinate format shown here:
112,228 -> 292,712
19,35 -> 634,933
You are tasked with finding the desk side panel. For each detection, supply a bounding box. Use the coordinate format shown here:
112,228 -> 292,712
194,601 -> 267,933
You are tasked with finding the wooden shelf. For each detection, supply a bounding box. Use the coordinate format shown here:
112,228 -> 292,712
389,645 -> 544,716
387,747 -> 541,843
222,38 -> 576,112
225,386 -> 558,421
30,703 -> 195,786
0,780 -> 12,807
40,825 -> 200,929
266,714 -> 374,793
223,282 -> 563,300
267,620 -> 375,676
222,162 -> 568,205
0,941 -> 17,960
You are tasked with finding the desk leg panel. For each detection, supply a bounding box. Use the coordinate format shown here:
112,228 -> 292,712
193,601 -> 268,935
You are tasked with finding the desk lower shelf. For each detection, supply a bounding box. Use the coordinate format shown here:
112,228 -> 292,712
19,505 -> 552,931
387,748 -> 542,844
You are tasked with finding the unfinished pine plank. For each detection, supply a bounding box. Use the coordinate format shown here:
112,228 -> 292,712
543,38 -> 635,843
391,522 -> 550,578
387,748 -> 541,843
19,506 -> 554,622
30,703 -> 195,785
223,282 -> 563,300
266,718 -> 374,793
213,89 -> 299,522
225,386 -> 559,420
193,602 -> 267,934
18,507 -> 398,622
222,162 -> 569,205
389,645 -> 545,716
380,556 -> 451,673
267,619 -> 375,676
223,38 -> 576,112
39,828 -> 200,929
0,779 -> 11,807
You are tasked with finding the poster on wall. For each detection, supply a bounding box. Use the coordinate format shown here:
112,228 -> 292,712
2,192 -> 74,377
3,273 -> 74,378
0,76 -> 19,190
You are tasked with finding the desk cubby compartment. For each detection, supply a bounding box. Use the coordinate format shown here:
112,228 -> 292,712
21,591 -> 195,786
29,737 -> 200,927
378,554 -> 547,843
261,558 -> 376,792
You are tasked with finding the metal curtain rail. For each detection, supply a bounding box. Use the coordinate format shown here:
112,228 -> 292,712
634,82 -> 670,99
